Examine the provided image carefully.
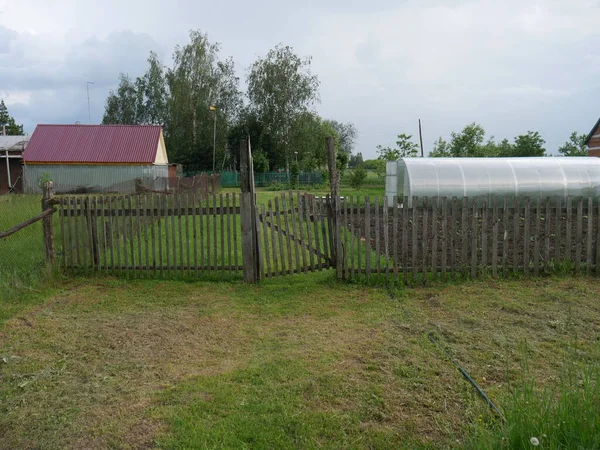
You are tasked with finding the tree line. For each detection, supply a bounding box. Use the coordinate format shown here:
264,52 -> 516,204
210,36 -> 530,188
101,30 -> 357,175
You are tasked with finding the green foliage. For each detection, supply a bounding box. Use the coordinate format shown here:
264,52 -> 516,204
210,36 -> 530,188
558,131 -> 588,156
376,133 -> 419,160
290,160 -> 300,188
348,152 -> 364,169
253,149 -> 270,173
512,131 -> 546,157
324,120 -> 357,156
0,100 -> 24,135
430,123 -> 546,158
466,348 -> 600,450
349,166 -> 367,189
247,44 -> 320,172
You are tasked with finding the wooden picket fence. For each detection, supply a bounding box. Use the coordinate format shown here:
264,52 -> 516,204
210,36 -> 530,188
337,196 -> 600,282
58,192 -> 242,277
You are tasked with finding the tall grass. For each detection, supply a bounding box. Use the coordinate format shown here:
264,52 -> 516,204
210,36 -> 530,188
466,347 -> 600,449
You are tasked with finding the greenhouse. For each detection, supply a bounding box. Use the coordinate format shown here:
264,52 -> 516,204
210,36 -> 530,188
385,157 -> 600,205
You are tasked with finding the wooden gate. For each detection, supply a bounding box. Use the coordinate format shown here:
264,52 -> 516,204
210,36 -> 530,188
256,192 -> 333,277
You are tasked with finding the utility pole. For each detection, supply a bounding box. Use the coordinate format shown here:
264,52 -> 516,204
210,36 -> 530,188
210,106 -> 217,173
418,119 -> 424,157
87,82 -> 94,124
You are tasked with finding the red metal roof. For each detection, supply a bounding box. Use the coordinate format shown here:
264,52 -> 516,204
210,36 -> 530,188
23,124 -> 163,164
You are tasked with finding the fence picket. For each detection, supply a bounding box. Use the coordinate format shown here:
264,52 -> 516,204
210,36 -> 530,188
596,202 -> 600,277
320,198 -> 329,270
226,194 -> 232,273
441,197 -> 447,279
534,198 -> 541,276
392,196 -> 399,281
471,198 -> 478,278
461,197 -> 468,272
451,197 -> 457,278
566,197 -> 572,263
502,197 -> 508,276
513,197 -> 520,273
260,204 -> 271,276
365,196 -> 371,277
143,196 -> 150,276
100,196 -> 108,273
492,200 -> 498,277
402,196 -> 409,284
192,194 -> 198,276
481,198 -> 488,269
411,196 -> 418,282
356,197 -> 362,275
274,197 -> 286,275
163,195 -> 170,276
555,198 -> 562,265
524,197 -> 531,276
432,197 -> 438,278
350,196 -> 356,279
422,197 -> 429,283
125,196 -> 133,274
344,197 -> 350,279
312,196 -> 323,270
59,197 -> 67,270
109,196 -> 117,275
157,195 -> 163,277
233,193 -> 239,271
73,197 -> 81,267
136,196 -> 143,275
304,195 -> 314,271
199,193 -> 205,275
149,195 -> 156,276
375,197 -> 381,276
296,192 -> 307,272
576,197 -> 583,274
290,193 -> 301,274
122,196 -> 130,275
281,194 -> 293,275
213,193 -> 218,275
586,196 -> 593,276
383,196 -> 389,279
220,194 -> 225,276
267,200 -> 279,274
544,197 -> 551,271
185,194 -> 191,276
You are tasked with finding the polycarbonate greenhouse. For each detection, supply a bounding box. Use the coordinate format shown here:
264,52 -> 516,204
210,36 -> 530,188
386,157 -> 600,205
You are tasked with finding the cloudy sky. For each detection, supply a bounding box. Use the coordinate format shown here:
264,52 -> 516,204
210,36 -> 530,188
1,0 -> 599,158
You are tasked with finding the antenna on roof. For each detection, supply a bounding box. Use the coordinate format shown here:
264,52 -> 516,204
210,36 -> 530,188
86,81 -> 94,124
418,119 -> 424,157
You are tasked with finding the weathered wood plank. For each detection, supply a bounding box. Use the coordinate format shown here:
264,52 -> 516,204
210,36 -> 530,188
451,197 -> 457,279
492,199 -> 498,277
470,198 -> 478,278
109,196 -> 117,274
267,200 -> 279,274
349,196 -> 356,279
281,194 -> 294,275
199,193 -> 205,275
481,198 -> 488,269
149,195 -> 156,277
392,196 -> 399,281
184,194 -> 191,277
274,197 -> 286,275
143,196 -> 150,277
576,197 -> 583,274
290,192 -> 301,274
296,192 -> 307,272
220,193 -> 225,276
176,194 -> 183,277
356,197 -> 362,275
136,196 -> 143,276
544,197 -> 551,272
320,197 -> 329,270
523,197 -> 531,276
566,197 -> 572,264
555,197 -> 562,265
513,197 -> 519,274
534,198 -> 541,276
304,195 -> 315,271
101,196 -> 108,273
233,193 -> 239,271
312,196 -> 323,271
596,202 -> 600,277
374,197 -> 381,276
411,196 -> 418,282
59,197 -> 67,270
502,197 -> 508,276
163,195 -> 170,277
383,196 -> 389,280
260,204 -> 271,276
212,193 -> 218,275
156,195 -> 163,277
365,196 -> 371,277
422,197 -> 429,283
192,193 -> 198,277
226,194 -> 232,272
402,196 -> 409,284
432,197 -> 438,278
461,197 -> 468,272
441,197 -> 448,279
586,196 -> 593,276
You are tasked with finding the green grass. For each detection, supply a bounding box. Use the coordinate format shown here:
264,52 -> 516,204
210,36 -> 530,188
1,274 -> 600,448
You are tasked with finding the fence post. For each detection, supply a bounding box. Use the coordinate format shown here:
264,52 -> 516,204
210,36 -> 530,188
41,181 -> 56,262
327,136 -> 342,278
240,137 -> 260,283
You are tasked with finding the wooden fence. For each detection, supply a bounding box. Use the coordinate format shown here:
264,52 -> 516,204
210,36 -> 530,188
337,196 -> 600,282
58,192 -> 241,277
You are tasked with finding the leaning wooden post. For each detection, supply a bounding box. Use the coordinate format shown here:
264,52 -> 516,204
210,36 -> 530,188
327,136 -> 343,278
42,181 -> 56,262
240,138 -> 260,282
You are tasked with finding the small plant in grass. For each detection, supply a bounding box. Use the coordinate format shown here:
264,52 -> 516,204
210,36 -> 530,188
349,166 -> 367,189
465,347 -> 600,449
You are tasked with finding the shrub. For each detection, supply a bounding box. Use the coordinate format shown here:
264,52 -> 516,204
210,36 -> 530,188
349,166 -> 367,189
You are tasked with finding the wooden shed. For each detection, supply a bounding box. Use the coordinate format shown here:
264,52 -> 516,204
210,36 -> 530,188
0,136 -> 29,194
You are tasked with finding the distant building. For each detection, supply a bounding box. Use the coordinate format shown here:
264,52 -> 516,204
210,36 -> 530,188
0,135 -> 30,194
586,118 -> 600,157
23,125 -> 169,194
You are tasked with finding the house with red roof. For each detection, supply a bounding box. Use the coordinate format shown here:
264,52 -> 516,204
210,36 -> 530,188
586,118 -> 600,157
23,124 -> 169,193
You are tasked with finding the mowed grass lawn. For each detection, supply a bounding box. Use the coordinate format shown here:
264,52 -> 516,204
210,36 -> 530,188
1,273 -> 600,449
